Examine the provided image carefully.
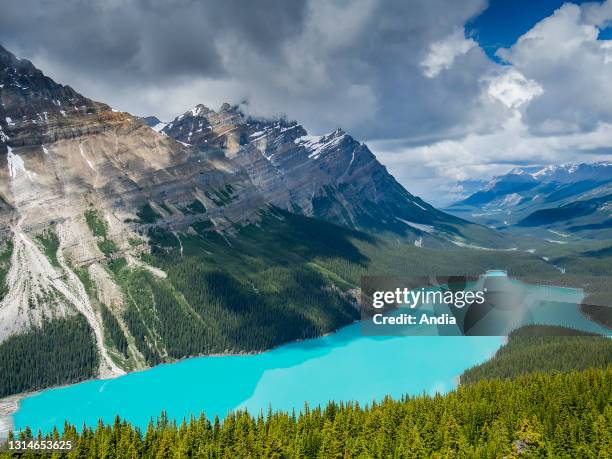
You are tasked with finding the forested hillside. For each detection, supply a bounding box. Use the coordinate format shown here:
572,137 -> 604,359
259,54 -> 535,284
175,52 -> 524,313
461,325 -> 612,384
2,368 -> 610,457
111,209 -> 364,366
112,206 -> 567,368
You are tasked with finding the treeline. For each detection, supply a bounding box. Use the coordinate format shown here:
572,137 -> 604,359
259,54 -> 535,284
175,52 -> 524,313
100,305 -> 128,358
0,238 -> 12,300
461,325 -> 612,384
3,368 -> 610,458
105,204 -> 609,370
114,206 -> 612,371
0,315 -> 98,398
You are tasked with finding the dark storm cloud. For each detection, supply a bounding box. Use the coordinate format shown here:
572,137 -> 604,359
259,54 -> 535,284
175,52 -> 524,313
0,0 -> 307,81
0,0 -> 494,140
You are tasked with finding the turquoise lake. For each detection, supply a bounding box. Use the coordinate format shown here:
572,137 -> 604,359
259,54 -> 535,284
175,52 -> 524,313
14,279 -> 608,434
14,324 -> 503,434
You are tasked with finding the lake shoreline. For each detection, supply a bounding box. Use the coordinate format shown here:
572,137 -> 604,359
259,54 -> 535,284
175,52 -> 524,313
1,320 -> 359,434
0,393 -> 33,439
10,331 -> 506,435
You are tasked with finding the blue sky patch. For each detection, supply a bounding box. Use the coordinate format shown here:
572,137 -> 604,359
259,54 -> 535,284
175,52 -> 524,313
467,0 -> 601,61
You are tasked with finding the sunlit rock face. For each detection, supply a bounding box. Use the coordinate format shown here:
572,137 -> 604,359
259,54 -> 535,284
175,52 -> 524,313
161,103 -> 453,232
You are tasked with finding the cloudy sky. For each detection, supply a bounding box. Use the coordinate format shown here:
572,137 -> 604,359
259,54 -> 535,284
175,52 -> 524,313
1,0 -> 612,205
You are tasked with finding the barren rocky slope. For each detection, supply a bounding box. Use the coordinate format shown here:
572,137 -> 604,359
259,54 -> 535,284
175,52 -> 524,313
159,103 -> 463,234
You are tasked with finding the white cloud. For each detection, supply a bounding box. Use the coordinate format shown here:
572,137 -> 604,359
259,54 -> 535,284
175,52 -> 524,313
421,28 -> 477,78
369,1 -> 612,205
371,115 -> 612,206
603,41 -> 612,64
7,0 -> 490,140
497,2 -> 612,135
582,0 -> 612,28
485,68 -> 543,109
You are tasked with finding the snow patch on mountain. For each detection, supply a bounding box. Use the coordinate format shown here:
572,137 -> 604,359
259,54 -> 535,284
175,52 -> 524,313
396,218 -> 435,233
449,239 -> 518,251
548,229 -> 569,238
497,193 -> 523,207
79,144 -> 96,171
152,122 -> 168,132
296,129 -> 347,160
529,162 -> 611,182
410,199 -> 427,211
249,130 -> 266,138
533,164 -> 571,178
190,104 -> 209,117
7,146 -> 33,180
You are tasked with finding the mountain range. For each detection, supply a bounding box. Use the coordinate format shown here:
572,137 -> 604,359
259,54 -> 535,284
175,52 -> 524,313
447,162 -> 612,236
0,44 -> 512,395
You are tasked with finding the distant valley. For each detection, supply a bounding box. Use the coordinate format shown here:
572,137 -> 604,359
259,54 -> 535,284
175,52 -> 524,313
446,162 -> 612,239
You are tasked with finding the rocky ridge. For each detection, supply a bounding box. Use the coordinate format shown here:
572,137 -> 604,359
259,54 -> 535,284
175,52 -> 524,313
159,103 -> 459,233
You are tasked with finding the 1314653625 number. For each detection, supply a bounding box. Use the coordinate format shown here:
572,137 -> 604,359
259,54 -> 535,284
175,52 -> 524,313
5,440 -> 74,452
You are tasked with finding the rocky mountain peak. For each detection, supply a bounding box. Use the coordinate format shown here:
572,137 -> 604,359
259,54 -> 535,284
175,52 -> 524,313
0,44 -> 36,74
528,162 -> 612,183
139,116 -> 162,128
294,128 -> 349,160
2,40 -> 461,241
219,102 -> 236,113
448,159 -> 612,233
190,104 -> 211,116
153,102 -> 454,233
0,44 -> 130,149
476,162 -> 612,196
